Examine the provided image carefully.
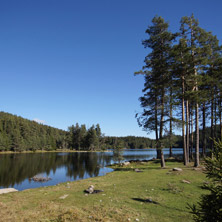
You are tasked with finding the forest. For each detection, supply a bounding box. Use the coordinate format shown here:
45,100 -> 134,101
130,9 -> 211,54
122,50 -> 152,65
136,14 -> 222,167
0,111 -> 154,151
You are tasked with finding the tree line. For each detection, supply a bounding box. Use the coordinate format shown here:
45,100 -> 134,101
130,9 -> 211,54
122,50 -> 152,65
0,112 -> 67,151
136,14 -> 222,167
0,111 -> 157,151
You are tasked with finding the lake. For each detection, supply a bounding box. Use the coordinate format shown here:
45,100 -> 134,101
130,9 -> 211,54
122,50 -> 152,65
0,148 -> 183,191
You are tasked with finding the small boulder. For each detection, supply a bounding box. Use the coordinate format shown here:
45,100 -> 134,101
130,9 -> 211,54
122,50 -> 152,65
134,168 -> 143,173
182,179 -> 191,184
123,161 -> 130,166
85,185 -> 94,194
193,166 -> 205,171
173,168 -> 183,172
84,185 -> 104,194
59,194 -> 69,199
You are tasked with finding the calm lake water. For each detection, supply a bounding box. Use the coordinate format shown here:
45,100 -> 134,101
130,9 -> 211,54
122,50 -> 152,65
0,148 -> 183,191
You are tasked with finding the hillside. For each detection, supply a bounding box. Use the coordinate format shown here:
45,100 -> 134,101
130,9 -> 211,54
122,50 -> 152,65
0,112 -> 67,152
0,111 -> 185,152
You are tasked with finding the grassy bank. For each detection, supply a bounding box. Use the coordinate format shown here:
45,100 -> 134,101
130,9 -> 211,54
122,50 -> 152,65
0,160 -> 207,222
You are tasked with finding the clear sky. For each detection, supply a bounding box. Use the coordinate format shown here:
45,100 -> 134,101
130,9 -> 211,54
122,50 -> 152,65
0,0 -> 222,138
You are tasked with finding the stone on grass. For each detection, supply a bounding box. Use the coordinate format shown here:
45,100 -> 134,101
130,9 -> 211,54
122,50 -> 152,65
123,161 -> 130,166
182,179 -> 191,184
85,185 -> 94,194
59,194 -> 69,199
134,168 -> 143,172
84,185 -> 104,194
193,166 -> 205,171
0,188 -> 18,194
173,168 -> 183,172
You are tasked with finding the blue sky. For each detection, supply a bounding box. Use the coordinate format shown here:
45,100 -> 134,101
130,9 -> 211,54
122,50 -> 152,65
0,0 -> 222,138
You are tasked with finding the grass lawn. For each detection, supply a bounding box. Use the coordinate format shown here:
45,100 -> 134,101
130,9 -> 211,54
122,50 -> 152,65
0,159 -> 207,222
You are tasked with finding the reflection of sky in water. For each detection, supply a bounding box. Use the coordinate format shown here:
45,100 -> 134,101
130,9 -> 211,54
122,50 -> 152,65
11,166 -> 113,191
0,149 -> 183,191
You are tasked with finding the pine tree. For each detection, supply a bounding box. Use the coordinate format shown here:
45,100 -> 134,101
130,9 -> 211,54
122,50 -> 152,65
136,16 -> 174,167
190,139 -> 222,222
178,14 -> 210,166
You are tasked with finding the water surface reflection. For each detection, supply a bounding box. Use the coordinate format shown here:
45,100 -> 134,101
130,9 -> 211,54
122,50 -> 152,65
0,148 -> 183,190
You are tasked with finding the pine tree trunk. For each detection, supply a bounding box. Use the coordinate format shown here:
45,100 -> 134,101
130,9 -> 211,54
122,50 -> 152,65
186,100 -> 189,163
220,96 -> 222,139
202,103 -> 206,157
190,18 -> 199,167
211,94 -> 214,150
169,88 -> 173,157
190,106 -> 194,160
194,102 -> 200,167
182,78 -> 187,165
155,96 -> 161,159
160,150 -> 165,168
159,90 -> 165,167
214,95 -> 217,138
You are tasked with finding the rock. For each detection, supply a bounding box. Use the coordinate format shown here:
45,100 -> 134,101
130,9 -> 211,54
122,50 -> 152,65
123,161 -> 130,166
85,185 -> 94,194
134,168 -> 143,172
0,188 -> 18,194
194,166 -> 205,171
145,198 -> 153,203
182,180 -> 191,184
31,175 -> 51,182
173,168 -> 183,172
84,185 -> 104,194
59,194 -> 69,199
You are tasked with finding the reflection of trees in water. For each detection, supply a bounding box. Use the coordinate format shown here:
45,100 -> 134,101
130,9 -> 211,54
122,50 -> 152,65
0,153 -> 63,187
65,153 -> 95,179
65,152 -> 112,179
0,152 -> 113,187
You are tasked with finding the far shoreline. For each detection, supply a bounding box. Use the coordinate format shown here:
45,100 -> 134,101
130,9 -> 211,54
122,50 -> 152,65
0,149 -> 112,155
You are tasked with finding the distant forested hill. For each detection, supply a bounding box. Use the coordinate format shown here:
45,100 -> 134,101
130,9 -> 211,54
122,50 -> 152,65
0,112 -> 67,151
0,111 -> 186,152
105,136 -> 153,149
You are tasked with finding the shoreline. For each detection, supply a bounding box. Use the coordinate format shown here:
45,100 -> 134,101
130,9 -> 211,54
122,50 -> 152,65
0,149 -> 112,155
0,158 -> 185,192
0,160 -> 207,221
0,147 -> 183,155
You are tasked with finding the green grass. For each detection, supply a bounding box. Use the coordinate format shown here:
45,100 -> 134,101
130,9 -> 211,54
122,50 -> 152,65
0,160 -> 208,222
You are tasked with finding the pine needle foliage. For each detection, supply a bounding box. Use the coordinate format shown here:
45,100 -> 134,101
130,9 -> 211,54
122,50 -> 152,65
190,139 -> 222,222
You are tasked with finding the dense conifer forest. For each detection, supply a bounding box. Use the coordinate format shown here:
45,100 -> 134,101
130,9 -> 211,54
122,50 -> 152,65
0,112 -> 67,151
0,112 -> 155,151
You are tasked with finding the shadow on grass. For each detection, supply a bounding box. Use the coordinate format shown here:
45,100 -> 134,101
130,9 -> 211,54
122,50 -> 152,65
132,198 -> 189,213
132,198 -> 159,204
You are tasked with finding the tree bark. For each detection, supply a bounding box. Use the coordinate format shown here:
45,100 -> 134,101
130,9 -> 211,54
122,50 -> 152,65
159,90 -> 165,168
220,96 -> 222,139
202,103 -> 206,157
211,94 -> 214,151
190,106 -> 194,160
155,96 -> 161,159
160,150 -> 165,168
182,77 -> 187,165
186,100 -> 189,163
194,101 -> 200,167
169,87 -> 173,157
214,94 -> 217,139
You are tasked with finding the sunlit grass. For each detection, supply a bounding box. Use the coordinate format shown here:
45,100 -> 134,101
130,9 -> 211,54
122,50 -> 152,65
0,159 -> 207,222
